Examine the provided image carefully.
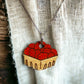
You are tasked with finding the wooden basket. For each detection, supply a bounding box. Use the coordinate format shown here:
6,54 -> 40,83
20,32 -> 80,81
24,54 -> 58,70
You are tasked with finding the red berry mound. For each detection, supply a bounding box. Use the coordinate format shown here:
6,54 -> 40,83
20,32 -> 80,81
51,49 -> 58,56
29,49 -> 35,57
24,47 -> 30,55
42,48 -> 51,53
35,49 -> 40,58
38,53 -> 48,60
44,44 -> 51,48
24,41 -> 58,60
48,52 -> 54,58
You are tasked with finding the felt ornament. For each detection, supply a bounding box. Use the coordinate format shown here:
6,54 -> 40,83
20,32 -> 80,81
23,41 -> 58,70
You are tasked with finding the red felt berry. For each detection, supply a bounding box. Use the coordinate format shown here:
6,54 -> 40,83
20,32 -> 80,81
35,42 -> 41,49
42,48 -> 51,53
48,52 -> 54,58
29,49 -> 35,57
35,49 -> 40,58
24,47 -> 30,55
40,48 -> 44,52
44,44 -> 51,49
28,43 -> 35,48
38,53 -> 48,60
51,49 -> 58,56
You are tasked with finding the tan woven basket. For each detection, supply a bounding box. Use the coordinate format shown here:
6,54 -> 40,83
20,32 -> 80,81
24,54 -> 58,70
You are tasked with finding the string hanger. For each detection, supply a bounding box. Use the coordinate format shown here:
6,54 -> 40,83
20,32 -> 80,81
19,0 -> 64,43
40,32 -> 43,45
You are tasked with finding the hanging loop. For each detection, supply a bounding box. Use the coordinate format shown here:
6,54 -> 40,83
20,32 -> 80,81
40,33 -> 43,45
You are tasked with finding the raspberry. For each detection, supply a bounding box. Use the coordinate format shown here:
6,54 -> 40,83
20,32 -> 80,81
51,49 -> 58,56
48,52 -> 54,58
38,53 -> 48,60
35,42 -> 41,49
28,43 -> 35,48
35,49 -> 40,58
42,48 -> 51,53
29,49 -> 35,57
44,44 -> 51,48
24,47 -> 30,55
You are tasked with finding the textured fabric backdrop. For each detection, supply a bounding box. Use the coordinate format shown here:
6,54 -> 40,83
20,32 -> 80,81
5,0 -> 84,84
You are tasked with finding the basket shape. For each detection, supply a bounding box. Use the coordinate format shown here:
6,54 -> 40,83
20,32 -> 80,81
23,41 -> 58,70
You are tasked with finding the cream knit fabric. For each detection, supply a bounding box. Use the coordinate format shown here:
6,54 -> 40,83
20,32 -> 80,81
6,0 -> 84,84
